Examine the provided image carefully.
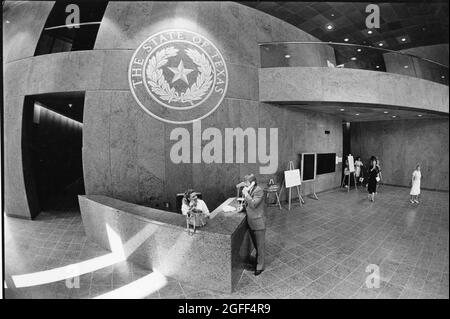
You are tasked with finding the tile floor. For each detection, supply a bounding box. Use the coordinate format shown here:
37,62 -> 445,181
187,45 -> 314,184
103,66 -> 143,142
4,186 -> 449,299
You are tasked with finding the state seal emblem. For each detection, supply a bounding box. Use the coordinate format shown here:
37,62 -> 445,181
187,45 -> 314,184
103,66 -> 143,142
128,29 -> 228,124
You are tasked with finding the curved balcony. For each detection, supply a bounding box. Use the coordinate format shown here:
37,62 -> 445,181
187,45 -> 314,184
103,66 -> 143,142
259,42 -> 449,116
260,42 -> 449,85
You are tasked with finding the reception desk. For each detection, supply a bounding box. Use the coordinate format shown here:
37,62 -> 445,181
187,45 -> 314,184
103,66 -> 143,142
78,195 -> 253,293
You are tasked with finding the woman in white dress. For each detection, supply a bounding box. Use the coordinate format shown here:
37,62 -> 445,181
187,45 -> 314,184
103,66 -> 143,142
410,165 -> 421,204
355,156 -> 364,185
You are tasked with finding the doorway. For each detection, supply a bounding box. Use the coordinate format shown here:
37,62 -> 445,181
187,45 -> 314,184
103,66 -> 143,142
23,92 -> 85,215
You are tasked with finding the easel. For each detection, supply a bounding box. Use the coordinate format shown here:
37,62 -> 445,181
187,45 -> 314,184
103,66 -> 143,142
279,161 -> 304,210
341,172 -> 357,192
301,180 -> 319,200
342,154 -> 357,192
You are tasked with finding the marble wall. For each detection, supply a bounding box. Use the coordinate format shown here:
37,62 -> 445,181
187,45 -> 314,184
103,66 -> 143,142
2,1 -> 55,63
351,119 -> 449,191
3,1 -> 340,217
86,2 -> 341,210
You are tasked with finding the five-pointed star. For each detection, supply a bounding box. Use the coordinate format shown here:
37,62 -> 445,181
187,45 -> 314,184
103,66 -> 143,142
168,59 -> 193,85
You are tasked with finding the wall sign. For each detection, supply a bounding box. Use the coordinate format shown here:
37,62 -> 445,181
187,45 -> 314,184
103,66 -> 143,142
128,29 -> 228,124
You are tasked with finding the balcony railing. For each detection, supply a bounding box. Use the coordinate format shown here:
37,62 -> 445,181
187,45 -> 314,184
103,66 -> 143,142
259,42 -> 449,86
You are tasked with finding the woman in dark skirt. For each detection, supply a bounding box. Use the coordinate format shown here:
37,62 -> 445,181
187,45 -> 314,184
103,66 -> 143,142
367,156 -> 380,202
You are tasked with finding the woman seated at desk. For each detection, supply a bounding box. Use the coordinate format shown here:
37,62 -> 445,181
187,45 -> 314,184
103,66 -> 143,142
181,189 -> 210,217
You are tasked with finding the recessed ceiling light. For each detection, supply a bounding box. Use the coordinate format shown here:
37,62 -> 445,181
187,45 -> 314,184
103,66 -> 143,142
68,103 -> 73,108
351,57 -> 357,61
285,54 -> 291,58
383,111 -> 389,114
441,75 -> 446,79
404,65 -> 409,68
340,109 -> 345,111
326,24 -> 334,31
367,30 -> 373,34
6,20 -> 10,24
357,48 -> 362,52
378,43 -> 384,47
401,37 -> 407,42
355,113 -> 360,116
344,38 -> 349,42
392,115 -> 397,118
417,114 -> 423,117
331,13 -> 335,17
376,65 -> 380,69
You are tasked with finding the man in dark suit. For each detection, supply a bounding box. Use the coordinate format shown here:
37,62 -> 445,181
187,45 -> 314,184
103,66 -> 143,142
240,174 -> 266,276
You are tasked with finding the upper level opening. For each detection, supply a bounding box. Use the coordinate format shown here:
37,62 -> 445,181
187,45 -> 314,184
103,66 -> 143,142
34,0 -> 108,56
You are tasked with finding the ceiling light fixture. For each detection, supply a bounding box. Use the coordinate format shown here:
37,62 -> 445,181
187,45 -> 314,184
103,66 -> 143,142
401,37 -> 407,42
376,65 -> 380,69
367,30 -> 373,34
285,54 -> 291,58
404,65 -> 409,68
392,115 -> 397,118
441,75 -> 446,79
357,48 -> 362,52
68,103 -> 73,108
6,20 -> 10,24
340,109 -> 345,111
326,24 -> 334,31
378,43 -> 383,47
355,113 -> 360,116
344,38 -> 349,42
417,114 -> 423,117
383,111 -> 389,114
351,57 -> 357,61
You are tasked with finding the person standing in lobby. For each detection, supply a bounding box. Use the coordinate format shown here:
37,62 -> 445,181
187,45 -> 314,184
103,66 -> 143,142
367,156 -> 380,202
240,174 -> 266,276
410,165 -> 422,203
355,156 -> 364,185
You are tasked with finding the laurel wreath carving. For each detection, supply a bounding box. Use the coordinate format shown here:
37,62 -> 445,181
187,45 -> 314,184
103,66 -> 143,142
146,46 -> 213,105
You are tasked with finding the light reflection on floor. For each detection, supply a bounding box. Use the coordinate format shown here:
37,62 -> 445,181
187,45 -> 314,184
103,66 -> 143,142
4,186 -> 449,299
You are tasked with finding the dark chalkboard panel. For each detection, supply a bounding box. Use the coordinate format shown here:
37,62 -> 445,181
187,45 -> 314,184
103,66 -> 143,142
300,153 -> 316,181
316,153 -> 336,175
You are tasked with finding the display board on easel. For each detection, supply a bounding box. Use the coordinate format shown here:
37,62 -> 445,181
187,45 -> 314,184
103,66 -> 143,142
299,153 -> 319,200
300,153 -> 316,182
348,154 -> 355,173
279,161 -> 304,210
285,168 -> 301,188
341,154 -> 357,192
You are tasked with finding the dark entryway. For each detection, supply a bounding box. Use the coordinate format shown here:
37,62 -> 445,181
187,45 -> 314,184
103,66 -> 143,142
23,92 -> 85,214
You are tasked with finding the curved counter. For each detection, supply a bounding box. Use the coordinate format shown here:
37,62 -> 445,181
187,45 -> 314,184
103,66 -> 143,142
78,195 -> 253,293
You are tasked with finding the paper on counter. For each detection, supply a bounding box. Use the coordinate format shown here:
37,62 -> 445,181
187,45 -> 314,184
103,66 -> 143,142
222,205 -> 236,213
